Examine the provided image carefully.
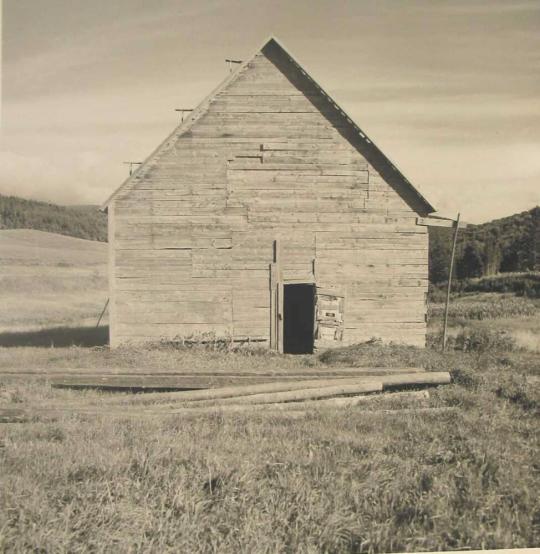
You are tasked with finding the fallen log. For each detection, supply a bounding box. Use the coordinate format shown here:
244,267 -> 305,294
178,381 -> 384,407
150,389 -> 429,412
0,400 -> 455,423
381,372 -> 451,389
271,389 -> 430,409
100,376 -> 382,406
169,404 -> 457,417
0,405 -> 308,422
117,404 -> 457,418
83,371 -> 449,408
141,371 -> 449,409
367,406 -> 457,416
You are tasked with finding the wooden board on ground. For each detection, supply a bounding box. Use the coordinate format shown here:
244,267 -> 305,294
0,404 -> 458,424
0,366 -> 428,392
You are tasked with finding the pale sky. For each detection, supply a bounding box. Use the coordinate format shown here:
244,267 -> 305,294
1,0 -> 539,223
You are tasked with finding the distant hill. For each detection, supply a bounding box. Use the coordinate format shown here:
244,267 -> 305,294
429,206 -> 539,283
0,229 -> 107,266
0,194 -> 107,242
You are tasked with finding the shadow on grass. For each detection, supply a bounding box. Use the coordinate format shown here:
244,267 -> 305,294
0,325 -> 109,347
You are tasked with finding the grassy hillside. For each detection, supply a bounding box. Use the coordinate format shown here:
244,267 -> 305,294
0,230 -> 107,335
429,206 -> 539,283
0,194 -> 107,242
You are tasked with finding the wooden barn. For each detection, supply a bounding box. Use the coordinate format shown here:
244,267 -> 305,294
102,37 -> 436,352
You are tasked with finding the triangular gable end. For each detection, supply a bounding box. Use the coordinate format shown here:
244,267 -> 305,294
101,36 -> 435,215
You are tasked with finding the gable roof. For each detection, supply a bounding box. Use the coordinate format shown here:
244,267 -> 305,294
102,36 -> 435,215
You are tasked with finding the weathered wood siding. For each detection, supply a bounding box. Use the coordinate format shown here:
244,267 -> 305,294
110,43 -> 429,347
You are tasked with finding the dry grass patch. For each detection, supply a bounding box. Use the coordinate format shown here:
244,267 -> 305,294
429,293 -> 539,321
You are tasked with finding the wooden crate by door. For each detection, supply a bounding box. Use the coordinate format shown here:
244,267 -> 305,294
314,288 -> 345,350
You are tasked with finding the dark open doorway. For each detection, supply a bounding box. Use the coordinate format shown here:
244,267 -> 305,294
283,284 -> 315,354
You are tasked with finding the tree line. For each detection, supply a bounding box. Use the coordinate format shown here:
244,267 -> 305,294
0,194 -> 107,242
429,206 -> 539,283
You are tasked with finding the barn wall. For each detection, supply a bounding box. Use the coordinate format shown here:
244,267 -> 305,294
110,46 -> 428,348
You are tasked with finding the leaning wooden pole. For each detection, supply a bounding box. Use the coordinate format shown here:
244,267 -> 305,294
442,213 -> 460,352
95,298 -> 109,329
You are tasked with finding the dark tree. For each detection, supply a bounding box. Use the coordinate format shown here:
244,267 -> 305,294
428,227 -> 453,283
457,242 -> 484,279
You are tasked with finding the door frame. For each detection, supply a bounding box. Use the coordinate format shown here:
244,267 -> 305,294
269,240 -> 317,353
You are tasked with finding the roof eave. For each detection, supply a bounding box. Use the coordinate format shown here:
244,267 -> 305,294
262,37 -> 435,215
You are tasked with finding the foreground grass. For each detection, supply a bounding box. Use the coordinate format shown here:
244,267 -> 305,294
0,344 -> 539,553
0,375 -> 538,553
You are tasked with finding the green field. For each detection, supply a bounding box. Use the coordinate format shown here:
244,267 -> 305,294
0,231 -> 538,552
